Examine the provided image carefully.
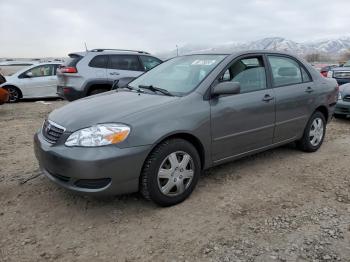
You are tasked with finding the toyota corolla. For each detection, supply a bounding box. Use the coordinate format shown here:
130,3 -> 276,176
34,51 -> 338,206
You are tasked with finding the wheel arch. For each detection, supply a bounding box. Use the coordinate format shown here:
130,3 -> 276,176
146,132 -> 207,170
84,80 -> 113,96
314,105 -> 329,122
2,84 -> 23,98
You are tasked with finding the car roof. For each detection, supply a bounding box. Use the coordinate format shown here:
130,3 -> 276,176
69,49 -> 154,57
187,50 -> 302,57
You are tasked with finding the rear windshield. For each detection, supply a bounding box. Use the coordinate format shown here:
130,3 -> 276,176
64,54 -> 83,67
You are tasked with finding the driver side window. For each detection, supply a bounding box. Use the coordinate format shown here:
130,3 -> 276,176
26,65 -> 55,78
220,56 -> 267,93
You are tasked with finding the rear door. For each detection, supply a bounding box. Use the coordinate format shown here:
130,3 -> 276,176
107,55 -> 144,82
266,55 -> 315,143
210,55 -> 276,162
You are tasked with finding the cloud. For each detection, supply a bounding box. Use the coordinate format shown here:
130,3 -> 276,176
0,0 -> 349,57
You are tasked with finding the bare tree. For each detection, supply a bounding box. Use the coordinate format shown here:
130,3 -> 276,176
305,53 -> 320,63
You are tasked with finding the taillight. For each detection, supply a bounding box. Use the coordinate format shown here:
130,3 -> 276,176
320,71 -> 328,77
59,66 -> 77,73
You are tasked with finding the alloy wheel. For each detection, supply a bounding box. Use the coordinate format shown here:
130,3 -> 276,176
309,117 -> 324,146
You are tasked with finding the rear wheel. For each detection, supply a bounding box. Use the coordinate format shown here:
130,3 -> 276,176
89,88 -> 109,96
140,139 -> 201,206
297,111 -> 326,152
4,86 -> 20,103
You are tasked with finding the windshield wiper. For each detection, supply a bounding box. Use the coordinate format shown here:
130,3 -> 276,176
138,85 -> 174,96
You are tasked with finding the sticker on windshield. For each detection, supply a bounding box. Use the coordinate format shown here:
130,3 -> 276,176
191,60 -> 217,66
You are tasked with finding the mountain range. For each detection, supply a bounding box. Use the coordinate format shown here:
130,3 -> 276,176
157,37 -> 350,59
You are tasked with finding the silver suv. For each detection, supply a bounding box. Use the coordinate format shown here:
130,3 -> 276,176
57,49 -> 162,101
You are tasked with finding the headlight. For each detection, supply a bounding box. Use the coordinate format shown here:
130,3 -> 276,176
327,71 -> 333,78
65,123 -> 130,147
338,92 -> 342,100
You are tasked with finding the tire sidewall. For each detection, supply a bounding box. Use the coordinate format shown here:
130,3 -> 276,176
304,112 -> 326,151
145,140 -> 201,206
5,86 -> 20,103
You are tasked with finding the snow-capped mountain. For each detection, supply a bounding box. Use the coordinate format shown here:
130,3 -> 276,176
157,37 -> 350,59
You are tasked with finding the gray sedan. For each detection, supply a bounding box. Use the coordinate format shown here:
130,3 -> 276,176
34,51 -> 338,206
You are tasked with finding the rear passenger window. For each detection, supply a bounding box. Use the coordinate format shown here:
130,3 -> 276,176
108,55 -> 142,71
139,56 -> 162,71
268,56 -> 302,86
220,56 -> 267,93
301,66 -> 312,82
89,55 -> 108,68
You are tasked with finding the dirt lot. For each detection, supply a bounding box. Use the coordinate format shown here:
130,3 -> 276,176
0,100 -> 350,262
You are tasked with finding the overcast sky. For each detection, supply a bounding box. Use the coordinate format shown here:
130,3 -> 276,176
1,0 -> 349,57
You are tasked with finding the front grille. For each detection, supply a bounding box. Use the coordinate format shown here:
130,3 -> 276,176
42,120 -> 65,144
343,95 -> 350,102
334,71 -> 350,79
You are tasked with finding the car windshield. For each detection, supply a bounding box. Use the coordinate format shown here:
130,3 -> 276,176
343,60 -> 350,67
129,54 -> 226,96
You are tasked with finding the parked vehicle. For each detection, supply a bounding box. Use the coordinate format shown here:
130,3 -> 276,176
57,49 -> 162,101
0,87 -> 9,104
34,51 -> 338,206
320,65 -> 338,77
0,62 -> 61,102
327,60 -> 350,85
334,83 -> 350,118
0,72 -> 6,85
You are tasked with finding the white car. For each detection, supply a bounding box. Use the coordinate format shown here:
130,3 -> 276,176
0,62 -> 61,102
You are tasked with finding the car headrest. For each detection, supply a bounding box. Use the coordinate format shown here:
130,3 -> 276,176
278,67 -> 298,77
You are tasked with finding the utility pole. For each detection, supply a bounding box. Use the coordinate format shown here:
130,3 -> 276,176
176,45 -> 179,56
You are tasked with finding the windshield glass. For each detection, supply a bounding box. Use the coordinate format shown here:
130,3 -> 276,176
129,55 -> 226,95
343,60 -> 350,67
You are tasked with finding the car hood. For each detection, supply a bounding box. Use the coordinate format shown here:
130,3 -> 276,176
49,90 -> 179,131
332,66 -> 350,72
340,83 -> 350,94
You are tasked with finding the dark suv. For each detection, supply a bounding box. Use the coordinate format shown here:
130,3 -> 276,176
57,49 -> 162,101
327,60 -> 350,85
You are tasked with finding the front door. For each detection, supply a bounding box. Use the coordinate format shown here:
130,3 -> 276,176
210,55 -> 276,162
19,64 -> 57,97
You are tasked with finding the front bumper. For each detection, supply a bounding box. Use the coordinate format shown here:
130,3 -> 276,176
334,78 -> 350,85
57,86 -> 85,102
335,100 -> 350,115
34,131 -> 151,196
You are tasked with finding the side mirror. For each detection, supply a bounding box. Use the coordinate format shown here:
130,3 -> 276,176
211,82 -> 240,97
25,72 -> 33,78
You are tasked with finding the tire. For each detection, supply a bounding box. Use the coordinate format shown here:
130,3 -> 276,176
140,138 -> 201,207
4,86 -> 20,103
297,111 -> 326,152
334,114 -> 347,119
89,88 -> 108,96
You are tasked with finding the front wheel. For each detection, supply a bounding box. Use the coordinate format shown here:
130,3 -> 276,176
4,86 -> 20,103
140,139 -> 201,206
297,111 -> 326,152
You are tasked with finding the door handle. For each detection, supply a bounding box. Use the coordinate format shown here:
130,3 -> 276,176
109,72 -> 120,76
262,94 -> 274,102
305,87 -> 314,93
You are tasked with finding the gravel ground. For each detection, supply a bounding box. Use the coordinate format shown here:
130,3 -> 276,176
0,100 -> 350,262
